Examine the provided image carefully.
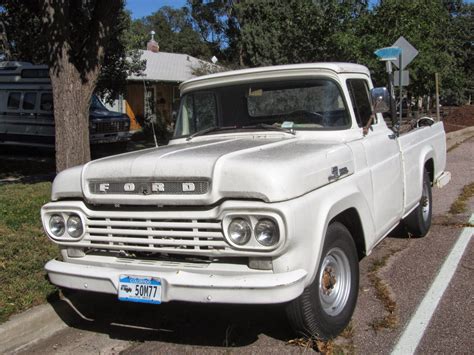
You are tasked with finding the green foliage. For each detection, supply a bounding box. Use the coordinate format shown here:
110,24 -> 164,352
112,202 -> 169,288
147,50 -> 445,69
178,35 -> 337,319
0,2 -> 144,100
233,0 -> 369,66
188,0 -> 239,63
0,182 -> 58,323
362,0 -> 466,101
0,1 -> 48,63
447,2 -> 473,104
126,6 -> 211,59
95,9 -> 146,103
225,0 -> 471,104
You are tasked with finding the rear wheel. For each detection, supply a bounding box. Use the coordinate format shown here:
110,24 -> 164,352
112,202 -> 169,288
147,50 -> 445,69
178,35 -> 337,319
404,169 -> 432,237
286,222 -> 359,340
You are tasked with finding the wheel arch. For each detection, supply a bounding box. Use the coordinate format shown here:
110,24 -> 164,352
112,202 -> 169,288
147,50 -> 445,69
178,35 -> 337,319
330,208 -> 366,260
303,187 -> 374,284
424,158 -> 434,184
419,146 -> 435,187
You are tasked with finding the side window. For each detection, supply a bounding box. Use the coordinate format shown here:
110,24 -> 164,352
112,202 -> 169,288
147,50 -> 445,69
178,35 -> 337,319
347,79 -> 372,127
23,92 -> 37,110
40,93 -> 53,112
7,92 -> 21,110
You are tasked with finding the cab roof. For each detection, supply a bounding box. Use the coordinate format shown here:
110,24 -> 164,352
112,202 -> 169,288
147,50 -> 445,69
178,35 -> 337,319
180,62 -> 371,93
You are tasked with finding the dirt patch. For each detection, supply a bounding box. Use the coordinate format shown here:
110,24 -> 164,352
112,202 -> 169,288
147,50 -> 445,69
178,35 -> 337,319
449,182 -> 474,215
442,105 -> 474,133
367,248 -> 403,332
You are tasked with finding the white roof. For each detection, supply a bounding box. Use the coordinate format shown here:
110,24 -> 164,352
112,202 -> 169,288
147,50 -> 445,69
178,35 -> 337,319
128,50 -> 206,83
181,62 -> 370,92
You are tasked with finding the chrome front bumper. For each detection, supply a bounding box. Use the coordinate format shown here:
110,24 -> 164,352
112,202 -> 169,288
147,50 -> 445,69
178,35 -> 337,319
45,259 -> 307,304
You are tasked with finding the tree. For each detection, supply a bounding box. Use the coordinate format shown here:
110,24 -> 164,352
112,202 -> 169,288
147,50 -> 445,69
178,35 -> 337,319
179,1 -> 371,68
43,0 -> 127,171
188,0 -> 240,64
126,6 -> 212,59
0,0 -> 141,172
445,1 -> 473,104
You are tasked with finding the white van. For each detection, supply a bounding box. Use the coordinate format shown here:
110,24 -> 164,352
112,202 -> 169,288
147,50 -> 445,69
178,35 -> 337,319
0,61 -> 131,148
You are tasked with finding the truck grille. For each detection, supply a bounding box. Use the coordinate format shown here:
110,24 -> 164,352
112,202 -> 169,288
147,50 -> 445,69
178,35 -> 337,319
92,121 -> 127,133
79,216 -> 230,256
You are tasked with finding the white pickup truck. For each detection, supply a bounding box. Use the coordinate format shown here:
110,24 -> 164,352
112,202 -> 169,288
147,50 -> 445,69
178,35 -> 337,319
41,63 -> 450,340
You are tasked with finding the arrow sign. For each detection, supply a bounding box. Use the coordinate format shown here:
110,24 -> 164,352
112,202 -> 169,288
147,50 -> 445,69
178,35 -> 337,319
391,36 -> 418,69
374,46 -> 401,61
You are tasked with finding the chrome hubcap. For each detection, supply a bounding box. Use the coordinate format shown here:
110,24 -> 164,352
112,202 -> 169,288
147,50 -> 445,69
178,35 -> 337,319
319,247 -> 351,316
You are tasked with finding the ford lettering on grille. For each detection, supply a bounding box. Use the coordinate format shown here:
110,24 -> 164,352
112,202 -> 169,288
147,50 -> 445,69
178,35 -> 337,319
89,180 -> 209,195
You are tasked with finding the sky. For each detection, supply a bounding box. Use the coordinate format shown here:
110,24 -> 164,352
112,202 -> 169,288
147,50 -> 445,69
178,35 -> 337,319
126,0 -> 186,19
126,0 -> 474,19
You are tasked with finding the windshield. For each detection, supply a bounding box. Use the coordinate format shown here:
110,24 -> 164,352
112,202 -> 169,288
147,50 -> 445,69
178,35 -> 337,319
90,95 -> 106,110
174,78 -> 350,138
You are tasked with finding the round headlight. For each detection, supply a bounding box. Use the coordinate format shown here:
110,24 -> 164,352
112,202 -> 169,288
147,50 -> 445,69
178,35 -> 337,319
255,219 -> 279,246
49,214 -> 65,237
228,218 -> 252,245
67,214 -> 83,238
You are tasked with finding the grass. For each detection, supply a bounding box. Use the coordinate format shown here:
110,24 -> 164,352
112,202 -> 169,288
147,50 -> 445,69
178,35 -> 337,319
367,248 -> 402,332
449,182 -> 474,215
0,182 -> 59,323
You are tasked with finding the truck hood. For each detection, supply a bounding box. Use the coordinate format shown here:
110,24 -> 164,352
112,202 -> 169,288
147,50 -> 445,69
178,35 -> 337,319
62,136 -> 355,205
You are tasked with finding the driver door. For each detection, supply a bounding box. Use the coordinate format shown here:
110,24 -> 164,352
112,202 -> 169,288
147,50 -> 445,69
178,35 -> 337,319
347,78 -> 403,239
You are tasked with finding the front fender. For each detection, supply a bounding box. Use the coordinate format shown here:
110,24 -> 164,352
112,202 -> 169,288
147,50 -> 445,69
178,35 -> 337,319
272,175 -> 375,287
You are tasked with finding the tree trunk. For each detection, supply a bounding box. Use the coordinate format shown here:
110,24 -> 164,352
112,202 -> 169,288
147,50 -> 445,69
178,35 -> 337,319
0,21 -> 12,60
50,46 -> 97,172
43,0 -> 118,173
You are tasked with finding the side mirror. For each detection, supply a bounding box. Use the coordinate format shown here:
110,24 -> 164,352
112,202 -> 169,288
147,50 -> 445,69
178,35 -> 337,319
370,87 -> 390,114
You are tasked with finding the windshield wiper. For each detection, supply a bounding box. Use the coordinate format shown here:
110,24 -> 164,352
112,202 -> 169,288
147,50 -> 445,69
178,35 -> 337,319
186,126 -> 238,141
242,123 -> 295,135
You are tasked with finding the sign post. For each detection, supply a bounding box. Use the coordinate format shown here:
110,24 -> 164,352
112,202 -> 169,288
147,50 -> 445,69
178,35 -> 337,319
375,37 -> 418,134
398,54 -> 403,127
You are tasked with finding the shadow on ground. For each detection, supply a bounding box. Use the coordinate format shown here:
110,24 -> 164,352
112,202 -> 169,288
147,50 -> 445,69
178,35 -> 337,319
48,289 -> 293,348
0,139 -> 154,184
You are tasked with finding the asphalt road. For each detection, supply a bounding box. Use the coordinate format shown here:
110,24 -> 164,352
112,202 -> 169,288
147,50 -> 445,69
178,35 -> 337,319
12,138 -> 474,354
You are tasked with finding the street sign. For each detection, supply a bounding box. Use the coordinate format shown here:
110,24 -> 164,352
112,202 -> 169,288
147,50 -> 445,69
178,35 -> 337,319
391,36 -> 418,69
374,46 -> 401,61
394,70 -> 410,86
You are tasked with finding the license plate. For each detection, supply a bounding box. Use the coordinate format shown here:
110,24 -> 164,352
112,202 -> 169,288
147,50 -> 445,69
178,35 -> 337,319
118,275 -> 162,304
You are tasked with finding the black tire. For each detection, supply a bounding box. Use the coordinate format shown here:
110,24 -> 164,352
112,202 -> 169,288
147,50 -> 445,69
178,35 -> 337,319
404,169 -> 432,237
285,222 -> 359,340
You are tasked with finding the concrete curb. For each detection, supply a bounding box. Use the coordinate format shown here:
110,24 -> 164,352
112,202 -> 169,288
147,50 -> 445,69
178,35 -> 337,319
445,126 -> 474,151
0,300 -> 69,354
0,125 -> 472,353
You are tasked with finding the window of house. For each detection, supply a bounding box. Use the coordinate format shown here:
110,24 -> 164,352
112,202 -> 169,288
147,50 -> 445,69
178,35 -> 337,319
7,92 -> 21,110
40,93 -> 53,111
347,79 -> 373,127
23,92 -> 37,110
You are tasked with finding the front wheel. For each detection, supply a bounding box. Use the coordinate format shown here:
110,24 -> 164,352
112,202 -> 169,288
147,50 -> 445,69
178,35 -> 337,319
404,169 -> 432,237
286,222 -> 359,340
